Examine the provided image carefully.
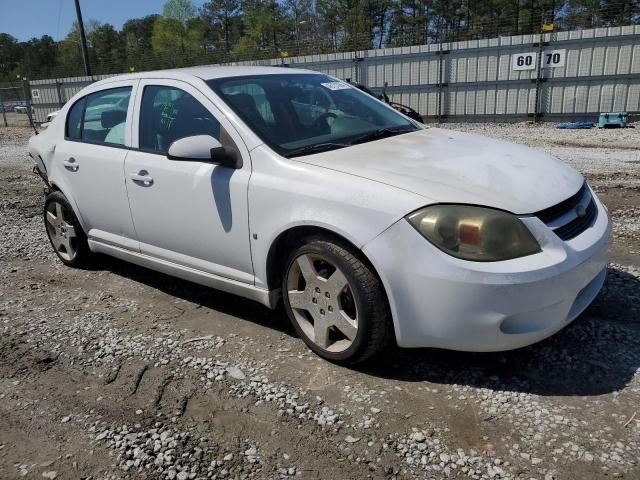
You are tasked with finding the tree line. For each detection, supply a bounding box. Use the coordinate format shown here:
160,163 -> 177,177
0,0 -> 638,80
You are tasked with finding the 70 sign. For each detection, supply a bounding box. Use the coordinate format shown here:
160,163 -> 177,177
512,49 -> 566,70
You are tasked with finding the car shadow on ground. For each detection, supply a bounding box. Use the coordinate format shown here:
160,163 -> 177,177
358,266 -> 640,397
95,257 -> 640,398
92,254 -> 293,336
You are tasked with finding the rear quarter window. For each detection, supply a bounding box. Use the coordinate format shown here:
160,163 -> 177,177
66,97 -> 86,140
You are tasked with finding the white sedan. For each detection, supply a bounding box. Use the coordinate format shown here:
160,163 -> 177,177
28,66 -> 611,363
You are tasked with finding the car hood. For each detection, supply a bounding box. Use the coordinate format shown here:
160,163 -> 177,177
295,128 -> 584,215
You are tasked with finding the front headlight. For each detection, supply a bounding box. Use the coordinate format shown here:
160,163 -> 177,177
406,205 -> 541,262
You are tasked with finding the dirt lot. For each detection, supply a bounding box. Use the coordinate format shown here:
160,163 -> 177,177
1,124 -> 639,480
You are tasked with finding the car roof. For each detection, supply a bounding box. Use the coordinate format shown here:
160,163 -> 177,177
92,65 -> 321,87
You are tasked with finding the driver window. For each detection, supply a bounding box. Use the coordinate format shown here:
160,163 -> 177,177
139,85 -> 231,155
220,82 -> 274,126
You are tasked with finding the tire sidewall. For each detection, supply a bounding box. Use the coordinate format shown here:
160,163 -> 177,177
282,240 -> 378,363
44,191 -> 89,267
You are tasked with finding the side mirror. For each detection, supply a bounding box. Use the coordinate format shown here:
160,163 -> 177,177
167,135 -> 242,169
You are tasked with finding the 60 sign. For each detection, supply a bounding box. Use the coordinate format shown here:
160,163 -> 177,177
515,54 -> 534,68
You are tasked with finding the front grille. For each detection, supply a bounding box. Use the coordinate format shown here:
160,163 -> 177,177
535,183 -> 587,223
533,182 -> 598,241
552,199 -> 597,240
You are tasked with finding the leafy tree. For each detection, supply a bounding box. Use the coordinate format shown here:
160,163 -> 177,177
232,0 -> 291,60
152,0 -> 205,67
56,20 -> 103,77
284,0 -> 319,53
122,15 -> 159,71
564,0 -> 640,29
19,35 -> 58,78
89,24 -> 125,74
0,33 -> 21,74
316,0 -> 347,50
201,0 -> 243,55
163,0 -> 197,24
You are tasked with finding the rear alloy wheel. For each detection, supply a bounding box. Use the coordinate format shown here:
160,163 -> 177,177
44,191 -> 91,267
283,238 -> 390,363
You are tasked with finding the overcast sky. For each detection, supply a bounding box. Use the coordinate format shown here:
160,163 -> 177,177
0,0 -> 207,42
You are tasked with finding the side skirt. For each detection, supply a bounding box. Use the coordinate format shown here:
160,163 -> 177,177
88,239 -> 279,309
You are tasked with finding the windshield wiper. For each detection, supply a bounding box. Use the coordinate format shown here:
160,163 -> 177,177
349,126 -> 415,146
285,142 -> 350,158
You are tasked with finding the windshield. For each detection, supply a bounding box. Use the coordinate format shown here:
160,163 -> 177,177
207,73 -> 418,157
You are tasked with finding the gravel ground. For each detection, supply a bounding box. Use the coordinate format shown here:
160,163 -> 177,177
1,124 -> 639,480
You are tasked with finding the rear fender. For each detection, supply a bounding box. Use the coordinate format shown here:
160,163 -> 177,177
47,179 -> 89,234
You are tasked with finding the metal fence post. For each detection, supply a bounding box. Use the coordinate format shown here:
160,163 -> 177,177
22,79 -> 36,130
437,19 -> 450,123
359,51 -> 368,88
352,53 -> 364,84
437,46 -> 450,123
437,47 -> 444,122
56,80 -> 66,107
0,95 -> 7,127
532,14 -> 548,123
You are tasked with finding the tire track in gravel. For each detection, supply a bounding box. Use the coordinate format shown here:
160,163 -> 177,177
0,330 -> 399,480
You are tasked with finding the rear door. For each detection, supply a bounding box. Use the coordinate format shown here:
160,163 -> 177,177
53,80 -> 139,250
124,79 -> 254,283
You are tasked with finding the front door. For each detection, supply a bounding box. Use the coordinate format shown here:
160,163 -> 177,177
124,79 -> 254,283
53,81 -> 139,250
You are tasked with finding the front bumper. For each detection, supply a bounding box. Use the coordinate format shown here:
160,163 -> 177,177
363,192 -> 612,351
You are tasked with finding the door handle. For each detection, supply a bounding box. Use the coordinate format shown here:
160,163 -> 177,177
63,157 -> 78,171
129,170 -> 154,185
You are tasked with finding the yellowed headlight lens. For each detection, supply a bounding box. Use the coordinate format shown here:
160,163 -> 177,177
407,205 -> 541,261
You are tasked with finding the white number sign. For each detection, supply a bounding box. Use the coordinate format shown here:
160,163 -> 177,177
512,49 -> 566,71
31,89 -> 40,99
541,49 -> 566,68
512,52 -> 537,71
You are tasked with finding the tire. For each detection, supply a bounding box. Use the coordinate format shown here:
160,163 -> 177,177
282,236 -> 391,363
44,191 -> 92,267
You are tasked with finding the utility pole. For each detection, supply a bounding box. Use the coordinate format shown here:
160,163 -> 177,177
74,0 -> 92,77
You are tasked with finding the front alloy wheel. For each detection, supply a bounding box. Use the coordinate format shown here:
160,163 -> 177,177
287,252 -> 358,353
283,238 -> 391,363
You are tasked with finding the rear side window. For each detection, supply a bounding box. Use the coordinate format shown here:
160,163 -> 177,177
139,85 -> 222,154
66,97 -> 86,140
82,87 -> 131,145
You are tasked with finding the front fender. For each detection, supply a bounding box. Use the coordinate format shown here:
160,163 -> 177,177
248,146 -> 426,289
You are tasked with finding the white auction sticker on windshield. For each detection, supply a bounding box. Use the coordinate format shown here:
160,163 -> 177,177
321,82 -> 351,91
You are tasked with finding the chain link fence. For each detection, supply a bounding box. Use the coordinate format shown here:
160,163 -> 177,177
24,25 -> 640,126
0,82 -> 35,128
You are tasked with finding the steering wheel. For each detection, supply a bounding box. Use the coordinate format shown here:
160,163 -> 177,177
312,112 -> 337,130
310,86 -> 334,110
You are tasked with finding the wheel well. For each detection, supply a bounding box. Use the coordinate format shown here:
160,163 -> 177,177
267,226 -> 346,291
46,183 -> 89,235
266,226 -> 386,298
